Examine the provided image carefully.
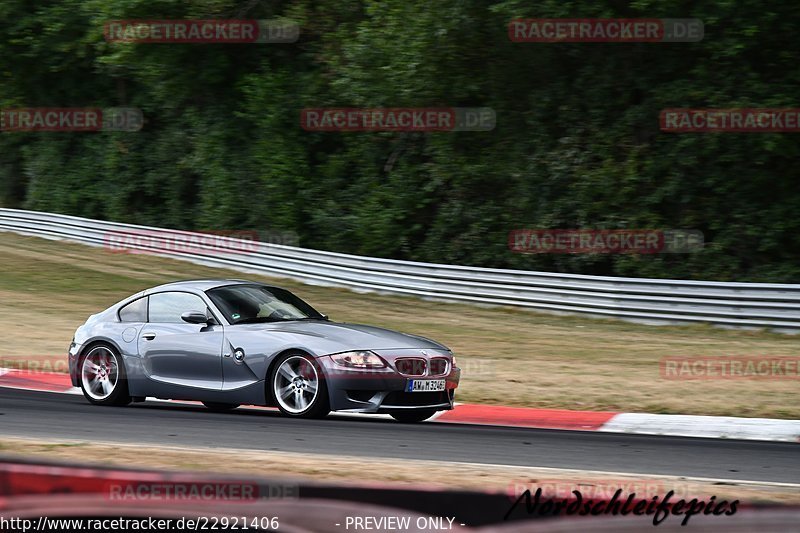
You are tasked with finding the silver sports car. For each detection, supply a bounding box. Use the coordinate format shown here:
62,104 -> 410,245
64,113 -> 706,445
68,280 -> 460,422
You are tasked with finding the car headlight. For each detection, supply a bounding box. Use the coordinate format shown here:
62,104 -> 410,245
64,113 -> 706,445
330,350 -> 386,369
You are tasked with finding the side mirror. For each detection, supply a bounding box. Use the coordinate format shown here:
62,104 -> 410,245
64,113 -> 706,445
181,311 -> 210,325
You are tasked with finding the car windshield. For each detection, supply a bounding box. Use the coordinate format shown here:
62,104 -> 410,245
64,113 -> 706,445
206,285 -> 324,324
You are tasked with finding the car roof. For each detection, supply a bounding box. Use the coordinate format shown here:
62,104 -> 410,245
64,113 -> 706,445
145,279 -> 274,293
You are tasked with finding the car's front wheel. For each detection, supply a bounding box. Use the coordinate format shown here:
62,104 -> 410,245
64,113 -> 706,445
271,352 -> 329,418
390,410 -> 437,423
79,344 -> 131,406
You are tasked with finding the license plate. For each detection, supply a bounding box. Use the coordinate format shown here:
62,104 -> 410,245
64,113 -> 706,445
406,379 -> 446,392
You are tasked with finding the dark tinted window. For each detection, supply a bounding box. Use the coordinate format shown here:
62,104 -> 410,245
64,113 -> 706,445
207,285 -> 323,324
118,297 -> 147,322
148,292 -> 207,323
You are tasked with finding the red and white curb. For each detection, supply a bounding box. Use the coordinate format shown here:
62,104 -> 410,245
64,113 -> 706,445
599,413 -> 800,442
435,404 -> 616,430
2,369 -> 798,442
0,368 -> 82,394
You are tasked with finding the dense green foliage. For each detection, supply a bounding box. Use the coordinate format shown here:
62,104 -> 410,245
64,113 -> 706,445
1,1 -> 799,281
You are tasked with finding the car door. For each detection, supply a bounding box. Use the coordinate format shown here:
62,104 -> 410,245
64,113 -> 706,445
138,291 -> 224,391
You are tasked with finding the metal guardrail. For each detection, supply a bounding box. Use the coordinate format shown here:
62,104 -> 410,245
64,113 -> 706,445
2,208 -> 799,331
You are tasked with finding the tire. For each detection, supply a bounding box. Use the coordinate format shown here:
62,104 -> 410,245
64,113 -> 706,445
79,344 -> 131,406
203,402 -> 240,412
390,410 -> 437,423
270,352 -> 329,418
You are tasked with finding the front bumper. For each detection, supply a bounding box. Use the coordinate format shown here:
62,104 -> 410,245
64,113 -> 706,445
320,355 -> 461,413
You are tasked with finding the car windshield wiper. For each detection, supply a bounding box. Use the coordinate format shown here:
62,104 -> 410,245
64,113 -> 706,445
233,316 -> 323,324
233,317 -> 282,324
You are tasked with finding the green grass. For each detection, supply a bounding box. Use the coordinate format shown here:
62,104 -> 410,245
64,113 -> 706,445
1,232 -> 798,418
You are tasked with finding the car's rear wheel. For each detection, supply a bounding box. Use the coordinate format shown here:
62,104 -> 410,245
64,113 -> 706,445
203,402 -> 239,412
390,410 -> 437,423
79,344 -> 131,406
271,352 -> 329,418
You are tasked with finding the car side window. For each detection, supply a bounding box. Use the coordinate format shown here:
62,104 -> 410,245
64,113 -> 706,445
118,297 -> 147,322
148,292 -> 207,323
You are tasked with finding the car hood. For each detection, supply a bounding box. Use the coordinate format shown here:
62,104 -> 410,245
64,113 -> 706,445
230,320 -> 450,354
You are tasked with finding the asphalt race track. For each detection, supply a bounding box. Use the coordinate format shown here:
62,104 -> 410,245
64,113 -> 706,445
1,388 -> 797,484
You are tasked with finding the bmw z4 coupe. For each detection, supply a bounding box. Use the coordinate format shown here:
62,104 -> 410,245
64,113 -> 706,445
68,280 -> 460,422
